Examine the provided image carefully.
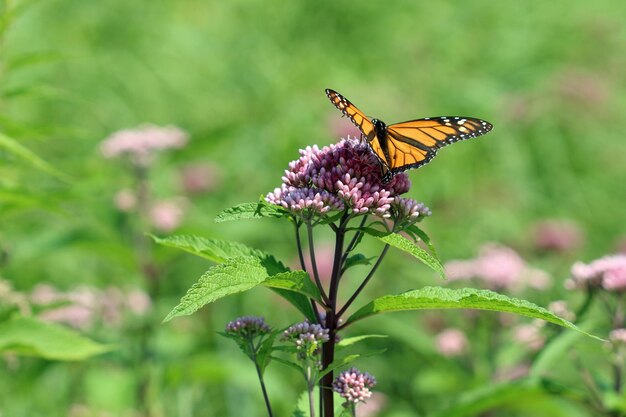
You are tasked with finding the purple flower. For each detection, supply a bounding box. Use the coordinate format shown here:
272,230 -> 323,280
566,255 -> 626,292
100,124 -> 188,166
332,367 -> 377,404
282,320 -> 329,363
265,138 -> 430,222
225,316 -> 271,338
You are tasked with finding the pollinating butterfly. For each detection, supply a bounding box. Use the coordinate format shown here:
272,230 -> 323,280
325,88 -> 493,183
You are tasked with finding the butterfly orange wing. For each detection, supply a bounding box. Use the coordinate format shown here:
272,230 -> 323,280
325,89 -> 375,140
384,116 -> 493,174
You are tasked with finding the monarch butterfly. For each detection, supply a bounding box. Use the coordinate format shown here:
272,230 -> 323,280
325,88 -> 493,183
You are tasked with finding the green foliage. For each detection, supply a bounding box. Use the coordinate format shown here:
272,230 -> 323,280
163,256 -> 277,322
343,253 -> 375,271
346,287 -> 601,340
361,227 -> 445,278
428,378 -> 571,417
152,234 -> 284,270
214,201 -> 288,223
0,132 -> 69,181
164,256 -> 320,322
0,316 -> 111,360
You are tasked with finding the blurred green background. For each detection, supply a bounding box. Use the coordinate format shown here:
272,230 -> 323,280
1,0 -> 625,416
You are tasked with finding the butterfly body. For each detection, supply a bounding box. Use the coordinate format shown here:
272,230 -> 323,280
325,88 -> 493,183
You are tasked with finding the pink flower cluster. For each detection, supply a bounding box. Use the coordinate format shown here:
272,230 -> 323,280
332,367 -> 377,404
444,243 -> 551,291
566,254 -> 626,292
31,284 -> 151,329
532,219 -> 584,253
436,328 -> 468,357
266,138 -> 430,221
100,124 -> 188,165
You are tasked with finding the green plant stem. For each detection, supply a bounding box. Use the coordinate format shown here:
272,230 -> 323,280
321,213 -> 350,417
306,221 -> 331,307
295,221 -> 322,322
250,340 -> 274,417
306,366 -> 316,417
337,244 -> 390,321
132,163 -> 159,416
613,294 -> 625,395
340,216 -> 368,267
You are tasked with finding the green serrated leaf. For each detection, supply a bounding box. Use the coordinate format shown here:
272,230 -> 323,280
375,232 -> 445,279
151,234 -> 286,274
0,132 -> 70,181
346,287 -> 603,341
405,224 -> 440,260
164,256 -> 270,322
0,316 -> 112,360
262,270 -> 322,303
215,201 -> 287,223
164,260 -> 321,322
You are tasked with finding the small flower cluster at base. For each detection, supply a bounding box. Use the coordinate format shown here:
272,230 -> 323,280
332,367 -> 377,404
567,255 -> 626,292
282,320 -> 329,362
225,316 -> 271,339
265,139 -> 430,222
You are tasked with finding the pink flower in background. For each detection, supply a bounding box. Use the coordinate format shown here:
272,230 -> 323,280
33,284 -> 152,329
291,243 -> 335,283
566,255 -> 626,292
100,124 -> 188,165
609,329 -> 626,344
356,393 -> 387,417
30,284 -> 63,304
532,219 -> 584,253
126,289 -> 152,316
180,163 -> 221,194
40,305 -> 94,329
548,300 -> 576,322
436,328 -> 468,357
114,189 -> 137,212
445,243 -> 551,291
149,199 -> 187,232
513,322 -> 545,351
